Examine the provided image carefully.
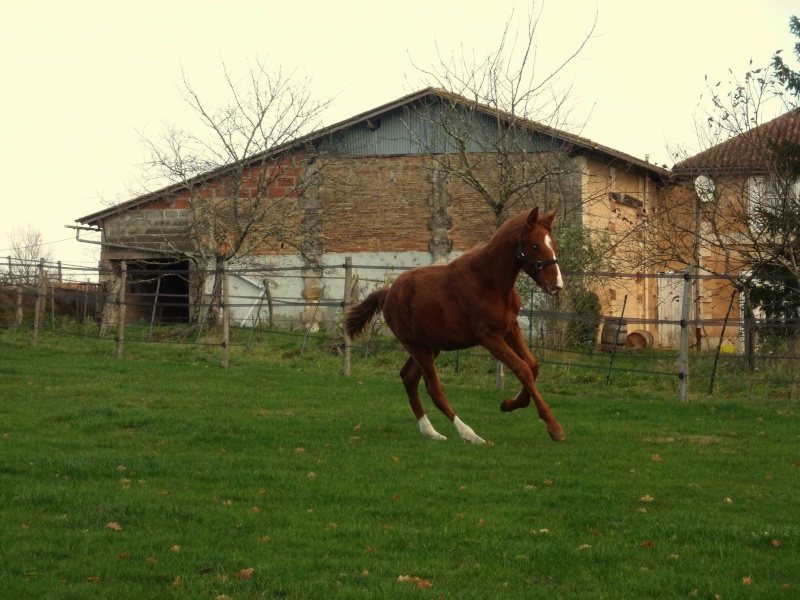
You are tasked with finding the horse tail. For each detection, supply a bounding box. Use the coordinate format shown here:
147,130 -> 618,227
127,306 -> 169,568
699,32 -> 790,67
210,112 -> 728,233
344,288 -> 389,339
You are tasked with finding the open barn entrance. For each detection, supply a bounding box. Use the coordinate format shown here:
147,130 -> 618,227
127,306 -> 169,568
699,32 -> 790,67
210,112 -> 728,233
127,259 -> 191,324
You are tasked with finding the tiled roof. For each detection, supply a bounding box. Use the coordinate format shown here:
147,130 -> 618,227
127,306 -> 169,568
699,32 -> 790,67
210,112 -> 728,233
673,108 -> 800,175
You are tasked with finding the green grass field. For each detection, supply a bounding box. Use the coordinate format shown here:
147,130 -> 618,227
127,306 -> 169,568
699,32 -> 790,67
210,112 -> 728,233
1,330 -> 798,599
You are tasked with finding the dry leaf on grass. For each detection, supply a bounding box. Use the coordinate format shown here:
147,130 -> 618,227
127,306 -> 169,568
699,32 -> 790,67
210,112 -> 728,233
639,495 -> 654,503
232,568 -> 254,580
105,522 -> 122,531
397,575 -> 433,589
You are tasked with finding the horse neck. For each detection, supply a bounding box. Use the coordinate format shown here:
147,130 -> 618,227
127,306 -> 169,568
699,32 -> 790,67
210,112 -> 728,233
470,215 -> 524,290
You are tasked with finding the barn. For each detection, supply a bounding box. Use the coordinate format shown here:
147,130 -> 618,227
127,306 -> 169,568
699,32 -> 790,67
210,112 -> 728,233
75,88 -> 671,340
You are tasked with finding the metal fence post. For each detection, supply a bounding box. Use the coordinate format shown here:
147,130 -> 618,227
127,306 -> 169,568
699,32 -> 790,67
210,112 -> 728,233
116,261 -> 127,359
679,265 -> 692,403
221,260 -> 230,368
342,257 -> 353,376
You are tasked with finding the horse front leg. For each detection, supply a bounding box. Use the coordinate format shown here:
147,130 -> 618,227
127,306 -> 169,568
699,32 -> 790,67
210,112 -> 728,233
499,329 -> 535,412
483,332 -> 566,442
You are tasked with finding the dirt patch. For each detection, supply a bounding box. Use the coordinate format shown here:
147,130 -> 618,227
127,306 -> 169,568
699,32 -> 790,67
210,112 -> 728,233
643,434 -> 724,445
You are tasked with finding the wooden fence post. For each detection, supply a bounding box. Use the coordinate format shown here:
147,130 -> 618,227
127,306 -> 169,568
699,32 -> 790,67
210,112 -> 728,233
221,260 -> 230,368
31,259 -> 45,346
14,285 -> 24,329
495,362 -> 505,390
679,265 -> 692,403
342,257 -> 353,376
50,282 -> 56,330
116,261 -> 127,359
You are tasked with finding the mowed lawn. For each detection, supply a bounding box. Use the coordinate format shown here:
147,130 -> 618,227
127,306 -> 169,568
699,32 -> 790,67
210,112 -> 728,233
0,333 -> 798,599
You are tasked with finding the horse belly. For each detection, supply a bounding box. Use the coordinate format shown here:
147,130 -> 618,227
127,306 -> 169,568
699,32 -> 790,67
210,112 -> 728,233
383,275 -> 478,350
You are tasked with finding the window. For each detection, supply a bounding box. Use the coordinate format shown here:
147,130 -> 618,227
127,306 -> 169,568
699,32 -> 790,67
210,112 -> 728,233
747,176 -> 800,232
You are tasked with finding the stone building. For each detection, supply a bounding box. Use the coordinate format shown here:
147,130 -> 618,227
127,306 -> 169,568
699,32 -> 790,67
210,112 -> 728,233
75,88 -> 670,335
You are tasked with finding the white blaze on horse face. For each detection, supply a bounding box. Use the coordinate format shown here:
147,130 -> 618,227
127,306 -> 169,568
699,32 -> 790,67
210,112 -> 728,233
544,234 -> 564,291
418,415 -> 447,440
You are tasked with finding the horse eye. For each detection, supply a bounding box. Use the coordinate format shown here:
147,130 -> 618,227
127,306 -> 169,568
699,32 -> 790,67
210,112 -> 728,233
531,244 -> 539,251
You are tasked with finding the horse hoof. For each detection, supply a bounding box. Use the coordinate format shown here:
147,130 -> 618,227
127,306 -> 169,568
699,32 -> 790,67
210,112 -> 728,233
548,430 -> 567,442
465,435 -> 486,445
499,399 -> 514,412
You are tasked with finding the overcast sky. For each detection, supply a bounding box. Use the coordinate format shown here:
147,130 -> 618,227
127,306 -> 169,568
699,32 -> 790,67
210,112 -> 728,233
1,0 -> 797,270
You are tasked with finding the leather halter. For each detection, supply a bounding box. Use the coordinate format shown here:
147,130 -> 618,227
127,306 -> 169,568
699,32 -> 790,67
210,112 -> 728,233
517,227 -> 558,272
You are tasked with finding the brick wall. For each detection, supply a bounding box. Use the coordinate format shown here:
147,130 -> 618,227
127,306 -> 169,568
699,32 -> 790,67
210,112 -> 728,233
319,156 -> 434,253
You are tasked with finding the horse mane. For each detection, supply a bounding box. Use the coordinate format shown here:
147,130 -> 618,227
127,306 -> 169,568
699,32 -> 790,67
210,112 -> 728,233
461,210 -> 534,256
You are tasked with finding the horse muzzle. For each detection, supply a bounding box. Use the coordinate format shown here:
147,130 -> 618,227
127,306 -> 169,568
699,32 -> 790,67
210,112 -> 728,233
540,280 -> 563,296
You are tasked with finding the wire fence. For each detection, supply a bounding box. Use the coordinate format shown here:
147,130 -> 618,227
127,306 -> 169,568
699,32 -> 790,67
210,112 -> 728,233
2,256 -> 799,401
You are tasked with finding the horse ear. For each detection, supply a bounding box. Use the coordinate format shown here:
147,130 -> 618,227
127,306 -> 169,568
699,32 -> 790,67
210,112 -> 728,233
526,207 -> 540,226
537,209 -> 557,230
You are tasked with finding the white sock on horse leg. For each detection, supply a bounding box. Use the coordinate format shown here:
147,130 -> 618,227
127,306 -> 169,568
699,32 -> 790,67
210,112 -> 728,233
453,416 -> 486,444
418,415 -> 447,440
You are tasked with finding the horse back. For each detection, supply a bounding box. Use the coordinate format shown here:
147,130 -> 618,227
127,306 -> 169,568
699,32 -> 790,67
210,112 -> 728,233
383,260 -> 515,350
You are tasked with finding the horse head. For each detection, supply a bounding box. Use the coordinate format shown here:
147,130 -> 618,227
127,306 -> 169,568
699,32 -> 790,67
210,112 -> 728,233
517,207 -> 564,296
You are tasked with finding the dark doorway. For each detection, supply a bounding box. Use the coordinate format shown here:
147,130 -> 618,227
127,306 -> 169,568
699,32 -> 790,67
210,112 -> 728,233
127,259 -> 191,324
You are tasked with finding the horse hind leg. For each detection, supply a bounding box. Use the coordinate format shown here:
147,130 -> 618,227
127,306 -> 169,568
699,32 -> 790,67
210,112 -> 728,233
409,348 -> 486,445
400,357 -> 446,441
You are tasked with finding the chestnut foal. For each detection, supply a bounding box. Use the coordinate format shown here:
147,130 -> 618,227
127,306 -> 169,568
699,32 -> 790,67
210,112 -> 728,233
344,207 -> 565,444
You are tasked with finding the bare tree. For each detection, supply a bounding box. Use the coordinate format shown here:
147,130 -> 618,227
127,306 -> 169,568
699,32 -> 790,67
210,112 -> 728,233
653,20 -> 800,359
408,5 -> 598,228
405,6 -> 612,346
6,225 -> 54,285
139,58 -> 332,263
663,65 -> 799,282
131,59 -> 334,324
